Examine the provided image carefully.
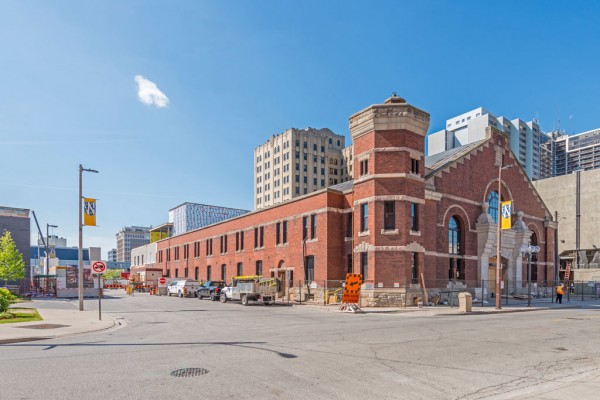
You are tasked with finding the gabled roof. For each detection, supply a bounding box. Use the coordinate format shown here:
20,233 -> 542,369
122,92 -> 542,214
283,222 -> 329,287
425,139 -> 488,178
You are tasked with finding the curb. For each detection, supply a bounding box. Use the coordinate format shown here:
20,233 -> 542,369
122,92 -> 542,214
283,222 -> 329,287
0,313 -> 120,345
290,303 -> 586,315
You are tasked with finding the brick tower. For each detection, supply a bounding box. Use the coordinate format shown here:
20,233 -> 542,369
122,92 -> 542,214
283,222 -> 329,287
349,95 -> 430,286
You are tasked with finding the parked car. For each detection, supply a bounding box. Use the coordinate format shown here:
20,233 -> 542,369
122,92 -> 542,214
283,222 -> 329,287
166,280 -> 200,298
197,280 -> 226,301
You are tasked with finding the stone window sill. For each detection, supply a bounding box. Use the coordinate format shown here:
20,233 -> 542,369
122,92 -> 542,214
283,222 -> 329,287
358,231 -> 370,237
381,229 -> 399,235
410,230 -> 421,236
344,237 -> 353,242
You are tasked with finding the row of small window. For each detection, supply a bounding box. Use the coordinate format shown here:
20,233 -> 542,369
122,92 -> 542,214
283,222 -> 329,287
256,185 -> 326,204
296,153 -> 333,164
166,261 -> 267,281
296,164 -> 337,174
158,220 -> 300,262
358,158 -> 420,177
348,202 -> 419,234
259,153 -> 343,171
447,114 -> 478,128
296,138 -> 341,149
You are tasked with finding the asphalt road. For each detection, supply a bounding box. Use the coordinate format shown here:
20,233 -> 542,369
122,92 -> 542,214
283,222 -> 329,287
1,292 -> 600,400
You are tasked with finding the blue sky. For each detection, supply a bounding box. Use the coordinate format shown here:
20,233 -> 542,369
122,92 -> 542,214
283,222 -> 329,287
1,1 -> 599,256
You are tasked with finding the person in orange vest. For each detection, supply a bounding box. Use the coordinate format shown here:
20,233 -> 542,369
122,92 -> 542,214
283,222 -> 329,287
556,283 -> 564,304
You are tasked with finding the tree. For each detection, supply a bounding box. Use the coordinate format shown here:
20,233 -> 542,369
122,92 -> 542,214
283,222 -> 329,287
103,269 -> 124,280
0,231 -> 25,284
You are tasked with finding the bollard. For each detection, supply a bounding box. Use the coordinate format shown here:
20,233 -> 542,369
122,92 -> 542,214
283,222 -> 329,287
458,292 -> 472,312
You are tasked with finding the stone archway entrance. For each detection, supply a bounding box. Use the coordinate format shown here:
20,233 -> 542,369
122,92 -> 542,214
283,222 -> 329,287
477,208 -> 533,296
270,260 -> 292,301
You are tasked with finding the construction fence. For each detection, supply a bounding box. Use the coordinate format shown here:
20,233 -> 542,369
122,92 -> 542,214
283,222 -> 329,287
284,279 -> 600,308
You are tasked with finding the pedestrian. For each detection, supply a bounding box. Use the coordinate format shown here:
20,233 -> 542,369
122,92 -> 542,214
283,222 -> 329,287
556,283 -> 564,304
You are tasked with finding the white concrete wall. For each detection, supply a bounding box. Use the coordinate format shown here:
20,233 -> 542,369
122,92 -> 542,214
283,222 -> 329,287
427,130 -> 447,155
533,168 -> 600,254
131,242 -> 157,267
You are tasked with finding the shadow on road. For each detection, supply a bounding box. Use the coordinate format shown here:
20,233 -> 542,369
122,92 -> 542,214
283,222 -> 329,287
1,340 -> 298,359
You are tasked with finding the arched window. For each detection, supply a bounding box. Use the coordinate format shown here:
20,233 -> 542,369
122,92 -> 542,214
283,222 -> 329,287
448,216 -> 463,280
448,217 -> 461,255
488,191 -> 499,223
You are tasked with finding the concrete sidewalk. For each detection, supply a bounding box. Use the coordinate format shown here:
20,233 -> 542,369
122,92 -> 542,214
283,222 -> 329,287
292,298 -> 600,314
0,300 -> 117,344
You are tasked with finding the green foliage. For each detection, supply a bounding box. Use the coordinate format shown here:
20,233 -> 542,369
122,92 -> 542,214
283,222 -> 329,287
0,295 -> 8,313
0,231 -> 25,283
0,308 -> 42,323
0,288 -> 14,313
103,269 -> 124,280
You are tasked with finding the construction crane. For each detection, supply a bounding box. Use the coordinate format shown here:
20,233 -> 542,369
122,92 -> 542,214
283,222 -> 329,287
30,210 -> 50,271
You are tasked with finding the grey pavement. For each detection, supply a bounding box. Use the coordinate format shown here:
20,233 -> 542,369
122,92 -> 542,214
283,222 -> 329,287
1,290 -> 600,399
0,298 -> 117,343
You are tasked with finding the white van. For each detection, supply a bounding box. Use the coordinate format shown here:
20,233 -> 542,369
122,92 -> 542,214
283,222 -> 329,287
166,280 -> 200,298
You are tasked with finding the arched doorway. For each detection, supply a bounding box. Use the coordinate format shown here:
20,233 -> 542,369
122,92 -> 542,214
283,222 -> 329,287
448,216 -> 464,282
275,260 -> 289,300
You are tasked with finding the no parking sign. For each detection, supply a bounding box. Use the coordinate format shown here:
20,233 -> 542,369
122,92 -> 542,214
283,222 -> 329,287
92,261 -> 107,274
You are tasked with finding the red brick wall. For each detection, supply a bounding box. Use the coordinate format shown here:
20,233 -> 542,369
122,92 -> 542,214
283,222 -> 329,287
425,131 -> 554,286
155,104 -> 554,293
156,190 -> 348,284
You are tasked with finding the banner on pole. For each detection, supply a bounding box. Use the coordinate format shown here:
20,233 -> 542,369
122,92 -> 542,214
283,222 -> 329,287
83,198 -> 97,226
501,201 -> 512,230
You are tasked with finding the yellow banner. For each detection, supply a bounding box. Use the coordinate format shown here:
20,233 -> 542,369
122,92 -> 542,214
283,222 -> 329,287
501,200 -> 512,230
83,198 -> 97,226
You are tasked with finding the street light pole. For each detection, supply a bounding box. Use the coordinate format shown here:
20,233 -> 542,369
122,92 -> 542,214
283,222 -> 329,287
496,164 -> 513,310
78,164 -> 99,311
521,244 -> 540,307
527,251 -> 532,306
496,166 -> 503,310
46,224 -> 49,276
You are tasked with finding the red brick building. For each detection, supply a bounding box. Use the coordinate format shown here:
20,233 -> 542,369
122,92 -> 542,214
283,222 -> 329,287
155,95 -> 555,305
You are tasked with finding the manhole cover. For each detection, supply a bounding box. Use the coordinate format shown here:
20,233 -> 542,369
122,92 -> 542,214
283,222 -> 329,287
170,368 -> 209,377
16,324 -> 70,330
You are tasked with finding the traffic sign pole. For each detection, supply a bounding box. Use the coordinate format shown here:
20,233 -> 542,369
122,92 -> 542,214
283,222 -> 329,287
98,274 -> 102,321
91,261 -> 106,321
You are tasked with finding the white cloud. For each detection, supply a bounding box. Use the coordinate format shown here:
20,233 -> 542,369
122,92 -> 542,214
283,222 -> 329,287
569,114 -> 574,120
134,75 -> 169,108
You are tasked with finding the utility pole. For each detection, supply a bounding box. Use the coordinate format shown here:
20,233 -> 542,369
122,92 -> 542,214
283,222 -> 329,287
554,211 -> 559,284
575,170 -> 581,270
79,164 -> 99,311
496,163 -> 513,310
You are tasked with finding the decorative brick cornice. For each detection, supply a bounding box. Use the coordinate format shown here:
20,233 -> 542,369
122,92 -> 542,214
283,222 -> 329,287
355,173 -> 424,185
356,147 -> 424,159
349,99 -> 430,139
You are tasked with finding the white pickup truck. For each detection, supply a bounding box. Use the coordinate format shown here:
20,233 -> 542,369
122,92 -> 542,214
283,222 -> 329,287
166,280 -> 200,298
220,275 -> 278,306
